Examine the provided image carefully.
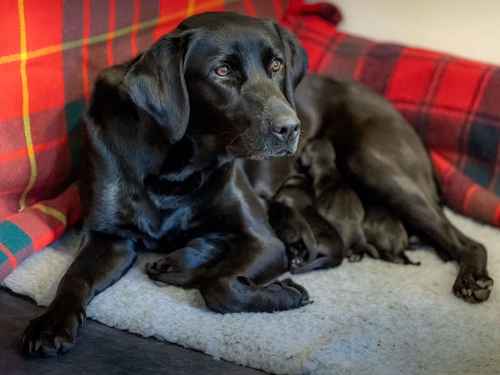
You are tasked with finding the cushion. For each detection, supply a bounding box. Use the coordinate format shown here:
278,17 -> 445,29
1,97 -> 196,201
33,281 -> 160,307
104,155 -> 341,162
283,1 -> 500,227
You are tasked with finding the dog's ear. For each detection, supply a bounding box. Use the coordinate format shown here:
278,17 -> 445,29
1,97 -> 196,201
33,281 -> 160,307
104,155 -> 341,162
122,31 -> 192,143
274,23 -> 308,107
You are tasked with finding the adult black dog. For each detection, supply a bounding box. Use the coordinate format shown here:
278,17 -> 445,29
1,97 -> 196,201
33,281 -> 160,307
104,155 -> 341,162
246,75 -> 494,304
21,12 -> 310,356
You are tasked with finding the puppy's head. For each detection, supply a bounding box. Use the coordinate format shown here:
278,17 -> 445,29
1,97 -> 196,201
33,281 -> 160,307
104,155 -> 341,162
298,138 -> 336,174
268,176 -> 320,266
122,12 -> 307,159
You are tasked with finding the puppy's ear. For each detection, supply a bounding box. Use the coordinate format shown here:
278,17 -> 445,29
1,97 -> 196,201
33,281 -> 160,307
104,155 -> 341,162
274,23 -> 308,107
122,31 -> 192,143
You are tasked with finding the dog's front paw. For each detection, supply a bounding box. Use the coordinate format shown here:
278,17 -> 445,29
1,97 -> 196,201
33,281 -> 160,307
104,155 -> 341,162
146,257 -> 178,276
21,304 -> 86,357
146,257 -> 197,287
453,271 -> 493,303
275,278 -> 312,307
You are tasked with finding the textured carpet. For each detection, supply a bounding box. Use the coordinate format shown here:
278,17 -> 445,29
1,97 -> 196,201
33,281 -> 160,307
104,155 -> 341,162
3,209 -> 500,375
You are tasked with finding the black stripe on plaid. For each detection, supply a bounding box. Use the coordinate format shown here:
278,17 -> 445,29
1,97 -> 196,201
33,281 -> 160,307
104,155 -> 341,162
112,0 -> 134,64
358,43 -> 403,96
413,56 -> 451,144
319,33 -> 372,79
465,117 -> 499,189
136,0 -> 159,53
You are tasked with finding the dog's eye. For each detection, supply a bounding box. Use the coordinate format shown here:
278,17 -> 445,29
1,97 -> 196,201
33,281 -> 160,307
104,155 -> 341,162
215,65 -> 231,77
269,58 -> 283,73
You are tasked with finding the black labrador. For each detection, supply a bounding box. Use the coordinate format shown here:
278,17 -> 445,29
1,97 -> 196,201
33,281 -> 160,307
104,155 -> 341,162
22,12 -> 310,356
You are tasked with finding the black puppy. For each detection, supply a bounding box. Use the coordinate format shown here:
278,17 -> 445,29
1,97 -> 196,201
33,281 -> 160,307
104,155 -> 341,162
22,12 -> 310,356
363,204 -> 420,265
268,174 -> 344,274
299,138 -> 377,261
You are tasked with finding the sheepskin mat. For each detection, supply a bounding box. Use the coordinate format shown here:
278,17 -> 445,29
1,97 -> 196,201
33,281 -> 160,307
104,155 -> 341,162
3,209 -> 500,375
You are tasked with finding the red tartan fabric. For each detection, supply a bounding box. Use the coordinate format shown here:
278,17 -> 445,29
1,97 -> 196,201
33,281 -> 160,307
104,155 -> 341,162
1,0 -> 499,280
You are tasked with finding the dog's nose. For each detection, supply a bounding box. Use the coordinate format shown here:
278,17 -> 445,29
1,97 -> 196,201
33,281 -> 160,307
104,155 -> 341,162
271,117 -> 300,142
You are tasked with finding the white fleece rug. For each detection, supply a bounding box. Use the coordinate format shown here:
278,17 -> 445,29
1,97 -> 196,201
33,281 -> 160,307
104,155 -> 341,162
3,209 -> 500,375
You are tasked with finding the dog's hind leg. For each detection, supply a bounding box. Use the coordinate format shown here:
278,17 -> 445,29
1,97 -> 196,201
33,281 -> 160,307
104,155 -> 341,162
351,155 -> 493,303
401,198 -> 492,302
21,232 -> 137,356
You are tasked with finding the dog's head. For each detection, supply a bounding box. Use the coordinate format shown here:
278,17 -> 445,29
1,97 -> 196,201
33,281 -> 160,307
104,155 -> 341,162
122,12 -> 307,159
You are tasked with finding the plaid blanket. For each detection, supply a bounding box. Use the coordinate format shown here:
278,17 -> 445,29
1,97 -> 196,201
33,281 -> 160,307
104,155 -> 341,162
282,2 -> 500,227
1,0 -> 499,280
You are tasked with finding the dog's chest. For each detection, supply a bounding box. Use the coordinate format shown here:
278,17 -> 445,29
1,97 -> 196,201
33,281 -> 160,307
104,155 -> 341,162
158,197 -> 198,236
145,170 -> 208,237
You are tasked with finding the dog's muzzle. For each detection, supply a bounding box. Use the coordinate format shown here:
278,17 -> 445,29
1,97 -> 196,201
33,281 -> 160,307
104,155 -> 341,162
267,97 -> 301,155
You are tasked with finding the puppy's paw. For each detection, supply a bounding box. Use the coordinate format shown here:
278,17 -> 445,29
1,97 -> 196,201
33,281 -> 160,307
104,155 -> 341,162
399,252 -> 421,266
377,249 -> 421,266
355,243 -> 379,260
347,253 -> 363,263
21,305 -> 85,357
289,255 -> 305,270
453,271 -> 493,303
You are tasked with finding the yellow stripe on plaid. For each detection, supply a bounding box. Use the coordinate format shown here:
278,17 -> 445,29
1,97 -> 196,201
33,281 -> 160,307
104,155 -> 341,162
0,0 -> 226,66
16,0 -> 68,225
33,204 -> 67,225
17,0 -> 37,212
187,0 -> 197,17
